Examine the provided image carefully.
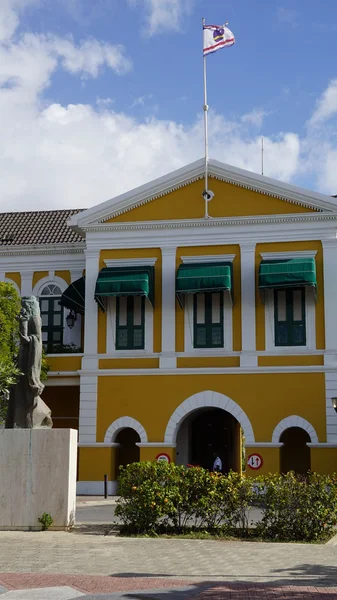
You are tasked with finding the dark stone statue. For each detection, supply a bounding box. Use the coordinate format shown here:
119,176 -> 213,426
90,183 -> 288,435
5,296 -> 53,429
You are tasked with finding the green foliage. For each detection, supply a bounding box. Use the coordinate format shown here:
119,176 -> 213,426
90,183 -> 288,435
115,462 -> 337,542
255,471 -> 337,542
0,282 -> 21,423
49,343 -> 83,354
38,512 -> 53,531
41,349 -> 50,382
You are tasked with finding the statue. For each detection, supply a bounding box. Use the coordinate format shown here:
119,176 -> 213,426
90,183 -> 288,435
5,296 -> 53,429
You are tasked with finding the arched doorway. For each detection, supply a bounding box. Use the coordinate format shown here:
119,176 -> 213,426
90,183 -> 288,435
176,408 -> 242,473
115,428 -> 140,477
280,427 -> 311,474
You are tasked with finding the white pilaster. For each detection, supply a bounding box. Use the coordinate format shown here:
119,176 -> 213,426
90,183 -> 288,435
70,269 -> 83,283
322,240 -> 337,366
20,271 -> 33,296
0,273 -> 5,282
82,250 -> 99,369
240,243 -> 257,367
160,247 -> 177,369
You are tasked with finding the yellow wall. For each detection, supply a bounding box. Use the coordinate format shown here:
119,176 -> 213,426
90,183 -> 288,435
99,358 -> 159,369
99,248 -> 162,354
96,372 -> 326,444
177,357 -> 240,368
108,178 -> 316,223
176,245 -> 241,352
78,447 -> 116,482
47,356 -> 82,371
55,270 -> 71,285
245,446 -> 280,476
258,356 -> 324,367
6,272 -> 21,290
32,271 -> 49,288
310,448 -> 337,474
255,241 -> 325,351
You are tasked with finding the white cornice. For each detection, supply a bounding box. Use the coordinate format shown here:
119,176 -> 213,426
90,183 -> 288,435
181,254 -> 236,264
68,158 -> 337,230
104,258 -> 158,267
260,250 -> 318,260
80,365 -> 337,376
0,243 -> 85,257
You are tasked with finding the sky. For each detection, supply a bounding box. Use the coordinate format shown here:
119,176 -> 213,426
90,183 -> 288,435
1,0 -> 337,211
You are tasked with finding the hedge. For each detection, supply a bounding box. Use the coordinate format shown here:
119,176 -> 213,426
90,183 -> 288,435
115,462 -> 337,542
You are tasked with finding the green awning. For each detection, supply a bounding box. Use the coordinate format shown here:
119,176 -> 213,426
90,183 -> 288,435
95,266 -> 155,310
259,258 -> 317,297
59,276 -> 85,315
176,263 -> 232,306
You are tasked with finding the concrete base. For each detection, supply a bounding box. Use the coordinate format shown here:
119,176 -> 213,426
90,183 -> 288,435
0,429 -> 77,530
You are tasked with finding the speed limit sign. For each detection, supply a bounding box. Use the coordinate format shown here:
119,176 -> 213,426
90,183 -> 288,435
247,453 -> 263,470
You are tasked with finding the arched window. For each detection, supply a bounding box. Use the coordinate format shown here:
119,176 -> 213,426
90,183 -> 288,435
39,284 -> 63,353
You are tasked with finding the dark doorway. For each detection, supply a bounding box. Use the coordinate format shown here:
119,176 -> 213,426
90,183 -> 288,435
280,427 -> 311,474
189,408 -> 239,473
115,428 -> 140,477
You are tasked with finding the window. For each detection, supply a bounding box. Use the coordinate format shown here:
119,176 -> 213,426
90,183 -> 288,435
116,296 -> 145,350
274,288 -> 306,346
39,285 -> 63,353
193,292 -> 224,348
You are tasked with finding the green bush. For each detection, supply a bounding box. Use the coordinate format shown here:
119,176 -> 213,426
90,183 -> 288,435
255,471 -> 337,542
115,462 -> 337,542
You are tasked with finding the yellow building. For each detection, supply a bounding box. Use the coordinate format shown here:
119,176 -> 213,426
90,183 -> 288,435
2,159 -> 337,493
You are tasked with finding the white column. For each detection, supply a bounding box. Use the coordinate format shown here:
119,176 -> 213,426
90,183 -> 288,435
70,269 -> 83,283
0,273 -> 5,282
160,247 -> 177,369
240,243 -> 257,367
82,249 -> 99,368
79,249 -> 99,444
322,240 -> 337,365
322,240 -> 337,442
20,270 -> 33,296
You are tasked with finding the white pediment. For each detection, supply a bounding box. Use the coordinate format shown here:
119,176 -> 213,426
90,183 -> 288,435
68,158 -> 337,230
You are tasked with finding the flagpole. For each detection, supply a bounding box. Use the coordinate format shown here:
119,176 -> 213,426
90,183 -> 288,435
202,17 -> 210,219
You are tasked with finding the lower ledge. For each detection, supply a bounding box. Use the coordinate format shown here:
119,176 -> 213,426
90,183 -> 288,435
77,480 -> 118,495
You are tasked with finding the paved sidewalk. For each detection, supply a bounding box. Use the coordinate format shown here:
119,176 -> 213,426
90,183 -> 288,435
0,527 -> 337,598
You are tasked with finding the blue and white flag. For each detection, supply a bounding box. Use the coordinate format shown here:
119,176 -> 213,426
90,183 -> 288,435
203,24 -> 235,57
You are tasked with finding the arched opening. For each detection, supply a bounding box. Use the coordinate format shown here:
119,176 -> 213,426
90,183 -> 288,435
176,408 -> 242,473
280,427 -> 311,474
115,428 -> 140,477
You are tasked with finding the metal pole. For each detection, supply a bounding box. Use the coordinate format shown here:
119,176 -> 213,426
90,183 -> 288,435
202,17 -> 210,219
104,473 -> 108,498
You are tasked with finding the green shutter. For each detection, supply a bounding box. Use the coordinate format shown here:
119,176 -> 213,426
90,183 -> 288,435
176,262 -> 232,307
193,292 -> 224,349
274,288 -> 306,346
116,296 -> 145,350
40,297 -> 64,353
95,266 -> 154,310
259,258 -> 316,300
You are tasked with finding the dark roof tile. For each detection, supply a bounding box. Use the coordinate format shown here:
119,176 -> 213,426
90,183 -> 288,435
0,209 -> 84,246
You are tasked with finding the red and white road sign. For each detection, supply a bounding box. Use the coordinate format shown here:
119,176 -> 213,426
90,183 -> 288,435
156,453 -> 171,463
247,453 -> 263,470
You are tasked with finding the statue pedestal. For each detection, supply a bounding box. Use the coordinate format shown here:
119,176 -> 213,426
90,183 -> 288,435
0,429 -> 77,530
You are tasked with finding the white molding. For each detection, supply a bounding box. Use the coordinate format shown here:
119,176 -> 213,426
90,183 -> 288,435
184,293 -> 232,353
265,287 -> 316,351
47,353 -> 83,358
82,365 -> 336,376
136,442 -> 176,448
246,443 -> 284,448
77,481 -> 118,495
272,416 -> 319,443
181,254 -> 236,264
164,390 -> 255,445
78,443 -> 120,447
260,251 -> 318,260
104,258 -> 157,267
104,417 -> 148,443
0,243 -> 85,259
0,251 -> 85,272
47,371 -> 80,376
33,275 -> 69,297
45,377 -> 80,387
68,158 -> 337,230
106,296 -> 153,355
307,443 -> 337,448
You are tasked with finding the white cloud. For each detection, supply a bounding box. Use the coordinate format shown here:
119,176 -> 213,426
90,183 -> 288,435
0,0 -> 39,42
241,109 -> 269,129
310,78 -> 337,125
129,0 -> 194,35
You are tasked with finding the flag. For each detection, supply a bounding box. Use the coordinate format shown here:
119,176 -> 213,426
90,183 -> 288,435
203,24 -> 235,57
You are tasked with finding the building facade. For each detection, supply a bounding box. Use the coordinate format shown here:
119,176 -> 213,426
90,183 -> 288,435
2,159 -> 337,493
